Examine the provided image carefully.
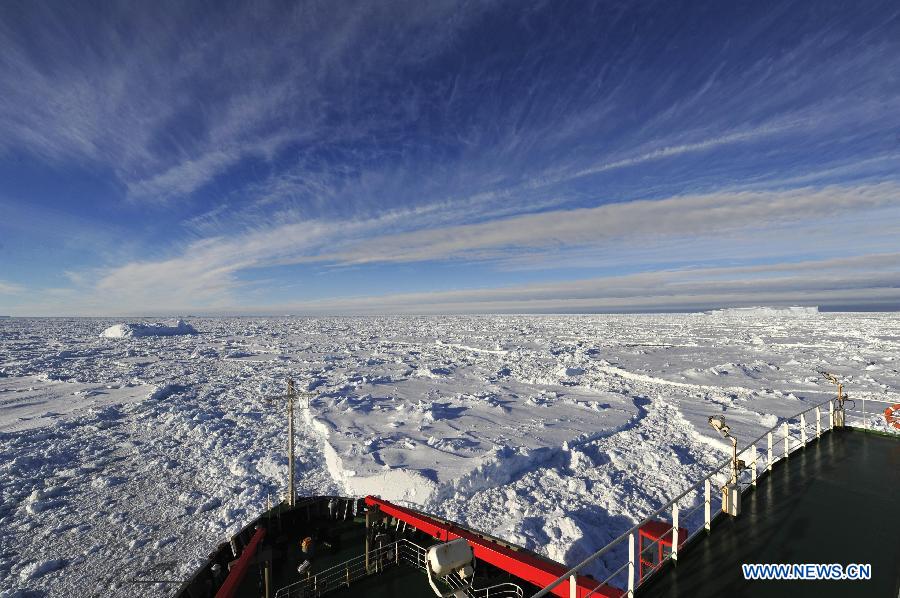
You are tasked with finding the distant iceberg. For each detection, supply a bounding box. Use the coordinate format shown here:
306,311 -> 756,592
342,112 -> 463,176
100,319 -> 198,338
705,306 -> 819,317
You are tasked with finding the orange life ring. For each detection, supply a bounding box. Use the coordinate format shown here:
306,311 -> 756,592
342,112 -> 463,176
884,404 -> 900,429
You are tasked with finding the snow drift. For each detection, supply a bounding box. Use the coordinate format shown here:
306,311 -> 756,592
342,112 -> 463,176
100,319 -> 198,338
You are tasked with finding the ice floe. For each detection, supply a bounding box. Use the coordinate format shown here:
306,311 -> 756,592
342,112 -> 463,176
100,319 -> 198,338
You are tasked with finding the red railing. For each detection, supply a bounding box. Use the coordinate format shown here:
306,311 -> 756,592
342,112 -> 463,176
215,526 -> 266,598
364,496 -> 622,598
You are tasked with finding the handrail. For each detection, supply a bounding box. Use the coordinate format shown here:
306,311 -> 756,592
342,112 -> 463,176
274,539 -> 407,597
216,527 -> 266,598
274,537 -> 525,598
478,583 -> 525,598
530,394 -> 839,598
738,395 -> 833,454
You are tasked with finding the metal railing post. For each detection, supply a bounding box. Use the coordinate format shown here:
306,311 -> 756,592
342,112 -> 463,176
628,533 -> 635,597
672,503 -> 679,562
783,422 -> 789,459
704,479 -> 711,531
767,432 -> 773,471
569,574 -> 576,598
752,446 -> 758,487
862,397 -> 867,429
800,413 -> 807,446
816,406 -> 821,439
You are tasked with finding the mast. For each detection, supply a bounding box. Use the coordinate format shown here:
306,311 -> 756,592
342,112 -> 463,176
287,378 -> 295,507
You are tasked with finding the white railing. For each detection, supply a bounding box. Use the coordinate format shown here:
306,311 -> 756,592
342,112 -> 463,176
275,537 -> 523,598
481,585 -> 526,598
842,395 -> 899,434
530,392 -> 898,598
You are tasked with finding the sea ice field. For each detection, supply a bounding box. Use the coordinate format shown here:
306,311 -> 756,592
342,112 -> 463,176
1,313 -> 898,596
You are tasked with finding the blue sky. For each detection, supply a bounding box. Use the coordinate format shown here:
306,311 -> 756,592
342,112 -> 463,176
1,0 -> 899,315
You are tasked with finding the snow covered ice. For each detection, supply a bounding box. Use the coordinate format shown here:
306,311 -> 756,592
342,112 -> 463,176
1,313 -> 899,595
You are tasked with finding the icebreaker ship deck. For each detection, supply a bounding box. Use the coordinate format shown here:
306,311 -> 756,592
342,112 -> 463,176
531,394 -> 900,598
637,428 -> 900,597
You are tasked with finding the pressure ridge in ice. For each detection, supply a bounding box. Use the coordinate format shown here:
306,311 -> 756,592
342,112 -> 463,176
100,318 -> 198,338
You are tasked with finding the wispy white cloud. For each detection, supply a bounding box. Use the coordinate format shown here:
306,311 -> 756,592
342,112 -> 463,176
3,1 -> 900,316
567,124 -> 793,180
317,182 -> 900,265
69,207 -> 428,313
0,280 -> 25,295
16,252 -> 900,316
0,1 -> 493,203
250,253 -> 900,314
22,181 -> 895,315
4,0 -> 895,213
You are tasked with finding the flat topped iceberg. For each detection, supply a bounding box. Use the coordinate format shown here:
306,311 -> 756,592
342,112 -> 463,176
100,319 -> 198,338
706,306 -> 819,317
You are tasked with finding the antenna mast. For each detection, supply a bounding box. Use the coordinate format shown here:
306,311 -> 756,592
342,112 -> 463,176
287,378 -> 295,507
